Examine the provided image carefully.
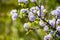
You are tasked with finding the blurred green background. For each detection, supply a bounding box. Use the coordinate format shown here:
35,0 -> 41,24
0,0 -> 60,40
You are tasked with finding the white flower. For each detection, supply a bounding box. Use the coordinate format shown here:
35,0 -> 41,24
10,9 -> 17,15
18,0 -> 23,2
23,0 -> 28,4
44,26 -> 49,32
29,15 -> 36,22
56,6 -> 60,12
12,13 -> 18,21
39,20 -> 45,27
30,7 -> 37,14
28,12 -> 34,17
43,9 -> 47,12
35,6 -> 40,10
24,23 -> 29,29
10,9 -> 18,21
51,8 -> 60,18
30,0 -> 36,2
37,11 -> 44,17
37,11 -> 39,15
56,19 -> 60,24
49,19 -> 55,28
35,5 -> 45,11
33,10 -> 37,14
44,34 -> 52,40
30,7 -> 36,12
56,26 -> 60,32
41,5 -> 45,10
51,6 -> 60,17
20,9 -> 28,13
51,10 -> 59,15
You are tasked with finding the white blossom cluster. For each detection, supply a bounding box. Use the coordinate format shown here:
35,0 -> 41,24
18,0 -> 37,4
44,34 -> 52,40
10,9 -> 18,21
51,6 -> 60,32
51,6 -> 60,18
10,1 -> 60,40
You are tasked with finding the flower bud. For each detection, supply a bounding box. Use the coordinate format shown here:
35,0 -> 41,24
24,23 -> 29,29
29,15 -> 36,22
